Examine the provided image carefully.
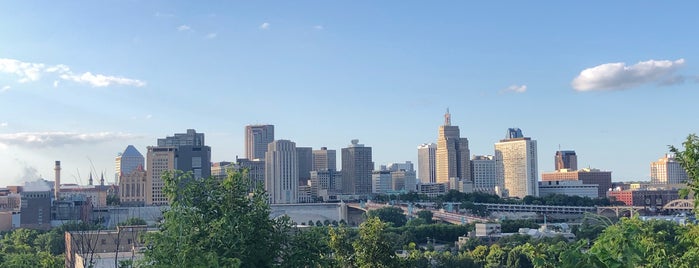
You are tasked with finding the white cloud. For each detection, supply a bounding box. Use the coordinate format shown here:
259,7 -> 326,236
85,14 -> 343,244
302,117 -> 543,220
0,132 -> 139,148
60,72 -> 146,87
259,22 -> 270,30
0,58 -> 45,83
177,25 -> 192,31
572,59 -> 686,91
0,58 -> 146,88
313,25 -> 324,30
205,32 -> 217,39
501,84 -> 527,94
0,122 -> 7,127
1,85 -> 10,92
145,114 -> 153,120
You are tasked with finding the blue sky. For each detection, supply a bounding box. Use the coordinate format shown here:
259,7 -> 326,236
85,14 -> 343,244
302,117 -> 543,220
0,1 -> 697,185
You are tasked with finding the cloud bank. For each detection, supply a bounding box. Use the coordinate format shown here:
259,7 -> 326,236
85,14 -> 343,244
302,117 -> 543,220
0,58 -> 146,88
260,22 -> 270,30
572,59 -> 685,91
0,132 -> 139,148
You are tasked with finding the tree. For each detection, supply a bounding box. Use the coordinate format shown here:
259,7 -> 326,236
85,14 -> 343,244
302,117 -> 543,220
279,227 -> 333,268
416,210 -> 433,224
670,134 -> 699,211
353,217 -> 399,268
367,207 -> 407,227
142,170 -> 291,267
500,219 -> 540,233
118,217 -> 147,226
329,225 -> 355,267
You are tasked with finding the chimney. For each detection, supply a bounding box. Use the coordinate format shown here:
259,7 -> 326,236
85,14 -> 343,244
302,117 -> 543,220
54,161 -> 61,200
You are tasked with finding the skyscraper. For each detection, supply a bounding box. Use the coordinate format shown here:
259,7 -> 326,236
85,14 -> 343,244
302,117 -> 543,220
436,110 -> 471,186
495,128 -> 538,198
651,154 -> 688,184
245,125 -> 274,160
115,145 -> 145,183
157,129 -> 205,146
296,147 -> 313,186
265,140 -> 298,204
417,143 -> 437,184
555,150 -> 578,171
146,146 -> 176,205
312,147 -> 337,171
341,139 -> 373,195
146,129 -> 211,205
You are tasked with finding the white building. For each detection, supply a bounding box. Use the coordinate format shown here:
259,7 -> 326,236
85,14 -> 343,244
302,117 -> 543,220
494,128 -> 538,198
417,143 -> 437,184
472,155 -> 498,193
265,140 -> 299,204
538,180 -> 598,199
651,154 -> 688,184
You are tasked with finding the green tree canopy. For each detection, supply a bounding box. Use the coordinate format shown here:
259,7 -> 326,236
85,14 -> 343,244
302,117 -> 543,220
367,206 -> 407,227
141,170 -> 291,267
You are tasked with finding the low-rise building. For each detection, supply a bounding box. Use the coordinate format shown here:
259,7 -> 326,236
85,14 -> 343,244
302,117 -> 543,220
538,180 -> 599,199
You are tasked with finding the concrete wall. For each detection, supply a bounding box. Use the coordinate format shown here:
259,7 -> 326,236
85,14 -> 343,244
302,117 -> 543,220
270,203 -> 347,225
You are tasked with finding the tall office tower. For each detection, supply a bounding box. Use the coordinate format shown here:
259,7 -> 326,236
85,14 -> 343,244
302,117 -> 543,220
155,129 -> 211,179
297,147 -> 313,186
235,158 -> 266,191
313,147 -> 337,171
555,150 -> 578,171
472,155 -> 498,193
119,165 -> 147,206
372,170 -> 392,194
417,143 -> 437,184
341,139 -> 373,195
436,110 -> 471,186
245,125 -> 274,160
115,145 -> 145,184
265,140 -> 299,204
157,129 -> 205,146
146,147 -> 176,205
651,154 -> 688,184
387,161 -> 414,172
494,128 -> 539,198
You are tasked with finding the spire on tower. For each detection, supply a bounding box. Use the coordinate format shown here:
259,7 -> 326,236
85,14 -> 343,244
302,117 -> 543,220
88,173 -> 94,186
444,108 -> 451,126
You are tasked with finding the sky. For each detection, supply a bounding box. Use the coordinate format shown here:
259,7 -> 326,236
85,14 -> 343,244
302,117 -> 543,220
0,1 -> 698,186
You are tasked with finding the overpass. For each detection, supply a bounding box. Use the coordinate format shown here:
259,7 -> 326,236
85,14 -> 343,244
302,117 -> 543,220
347,202 -> 489,225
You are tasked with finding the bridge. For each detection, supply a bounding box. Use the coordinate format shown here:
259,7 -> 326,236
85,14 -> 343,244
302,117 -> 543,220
347,202 -> 489,225
473,203 -> 597,214
597,199 -> 695,217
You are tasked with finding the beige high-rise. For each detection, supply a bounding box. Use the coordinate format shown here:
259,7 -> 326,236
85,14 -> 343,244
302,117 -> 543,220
651,154 -> 688,185
494,128 -> 538,198
435,110 -> 471,187
145,146 -> 176,206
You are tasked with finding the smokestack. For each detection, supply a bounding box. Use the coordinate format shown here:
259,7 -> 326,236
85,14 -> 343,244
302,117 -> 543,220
54,161 -> 61,200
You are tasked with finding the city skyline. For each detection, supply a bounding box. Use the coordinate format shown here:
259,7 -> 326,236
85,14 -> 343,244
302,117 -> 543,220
1,1 -> 698,185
